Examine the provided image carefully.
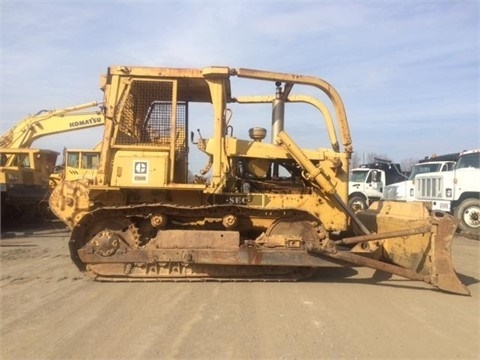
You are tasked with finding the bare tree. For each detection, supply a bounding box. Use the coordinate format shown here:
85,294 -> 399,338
364,153 -> 391,163
349,152 -> 422,173
400,157 -> 421,173
350,152 -> 361,168
350,152 -> 390,168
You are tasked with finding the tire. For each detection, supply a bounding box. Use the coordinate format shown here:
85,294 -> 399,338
454,198 -> 480,233
348,195 -> 368,212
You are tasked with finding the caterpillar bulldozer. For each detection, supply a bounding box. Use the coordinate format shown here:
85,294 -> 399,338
0,102 -> 105,220
49,66 -> 469,295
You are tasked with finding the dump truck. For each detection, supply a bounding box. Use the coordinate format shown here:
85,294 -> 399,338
49,66 -> 468,295
349,159 -> 407,210
383,153 -> 458,202
415,149 -> 479,233
0,102 -> 105,220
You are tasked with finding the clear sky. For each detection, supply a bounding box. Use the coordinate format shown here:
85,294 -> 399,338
1,1 -> 479,169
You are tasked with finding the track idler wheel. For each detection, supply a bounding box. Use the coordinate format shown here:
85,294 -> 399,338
91,231 -> 121,257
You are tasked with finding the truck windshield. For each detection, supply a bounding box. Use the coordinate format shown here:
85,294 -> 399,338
350,170 -> 368,182
408,163 -> 442,180
456,153 -> 480,170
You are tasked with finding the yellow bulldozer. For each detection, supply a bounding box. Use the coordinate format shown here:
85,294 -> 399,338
49,66 -> 469,295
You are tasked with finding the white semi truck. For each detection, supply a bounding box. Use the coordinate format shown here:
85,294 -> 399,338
383,154 -> 458,202
414,149 -> 480,232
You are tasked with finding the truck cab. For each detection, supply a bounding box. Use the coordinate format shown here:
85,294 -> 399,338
383,160 -> 456,202
348,160 -> 406,210
348,167 -> 384,210
415,149 -> 480,232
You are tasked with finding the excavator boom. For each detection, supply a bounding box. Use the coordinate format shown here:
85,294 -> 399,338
0,101 -> 104,149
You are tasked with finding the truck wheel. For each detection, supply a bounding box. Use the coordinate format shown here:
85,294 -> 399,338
348,195 -> 368,212
454,198 -> 480,233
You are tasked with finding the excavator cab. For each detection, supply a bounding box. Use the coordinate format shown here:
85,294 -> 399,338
0,148 -> 59,219
64,150 -> 100,179
48,66 -> 468,295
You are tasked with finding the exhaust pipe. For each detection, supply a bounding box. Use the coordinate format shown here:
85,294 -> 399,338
272,82 -> 285,178
271,82 -> 285,144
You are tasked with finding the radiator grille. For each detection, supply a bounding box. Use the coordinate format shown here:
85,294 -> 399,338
416,176 -> 443,199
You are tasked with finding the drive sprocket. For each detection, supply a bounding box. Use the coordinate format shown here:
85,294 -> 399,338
83,216 -> 140,257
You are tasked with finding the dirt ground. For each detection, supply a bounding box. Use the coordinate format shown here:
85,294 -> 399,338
0,221 -> 479,360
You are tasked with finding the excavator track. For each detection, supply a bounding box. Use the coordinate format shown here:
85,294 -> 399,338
70,204 -> 320,282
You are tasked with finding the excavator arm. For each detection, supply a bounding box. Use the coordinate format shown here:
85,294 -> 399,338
0,101 -> 105,149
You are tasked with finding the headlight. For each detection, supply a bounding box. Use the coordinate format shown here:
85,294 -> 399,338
445,188 -> 452,197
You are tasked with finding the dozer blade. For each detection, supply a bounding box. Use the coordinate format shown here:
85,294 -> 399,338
344,201 -> 469,295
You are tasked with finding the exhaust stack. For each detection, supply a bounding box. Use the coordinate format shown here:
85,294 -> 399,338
271,81 -> 285,144
272,82 -> 285,178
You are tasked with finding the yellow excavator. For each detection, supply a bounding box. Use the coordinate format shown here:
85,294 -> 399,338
1,102 -> 105,221
49,66 -> 469,295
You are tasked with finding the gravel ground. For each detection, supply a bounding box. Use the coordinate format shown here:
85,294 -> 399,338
1,221 -> 479,360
